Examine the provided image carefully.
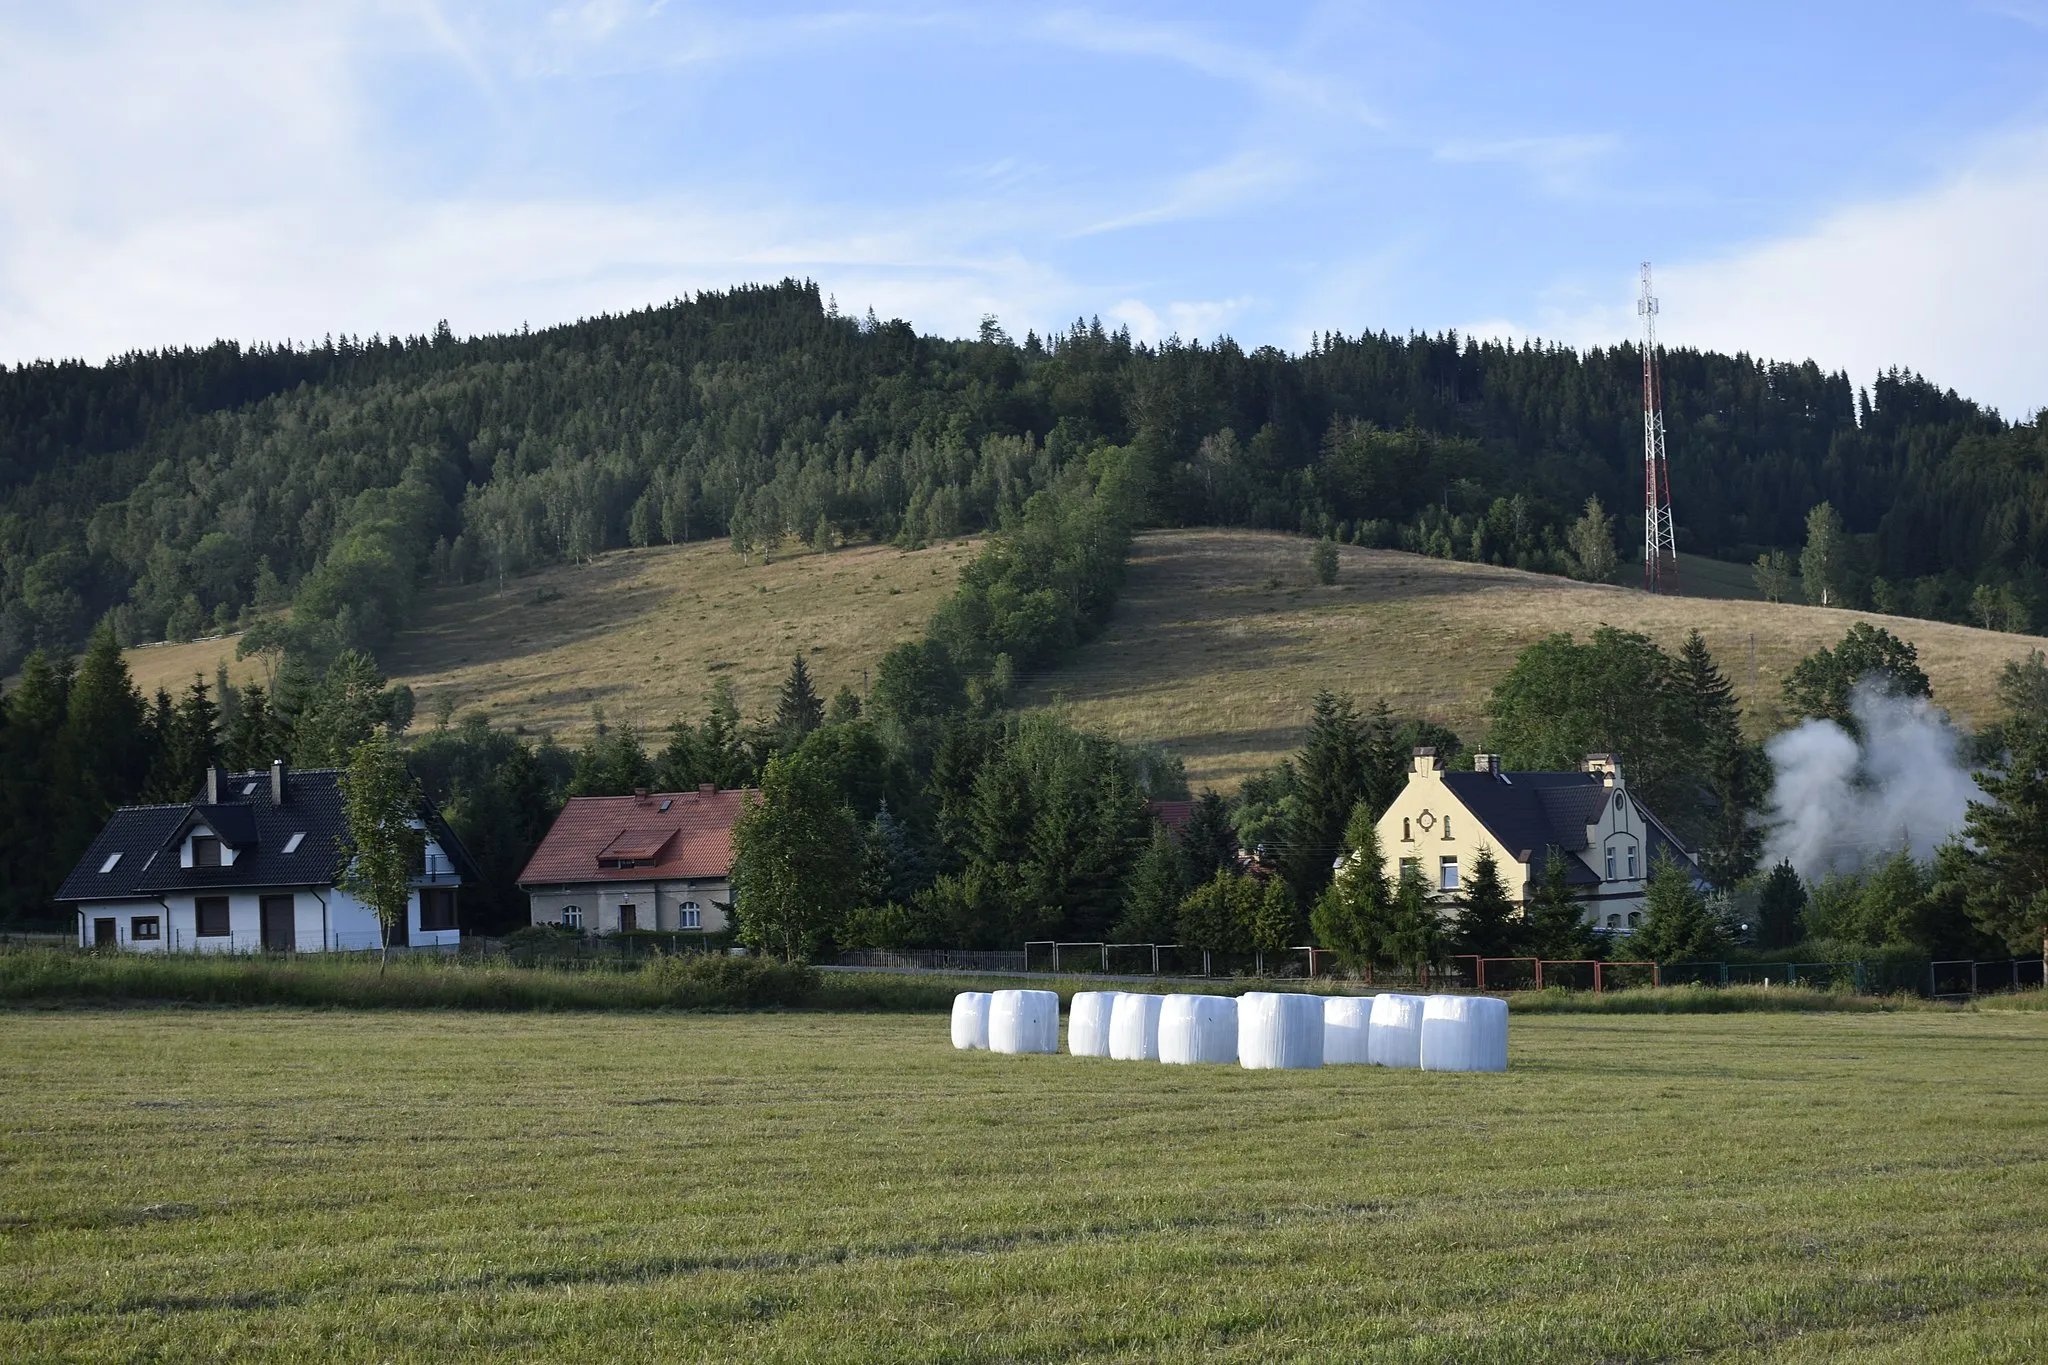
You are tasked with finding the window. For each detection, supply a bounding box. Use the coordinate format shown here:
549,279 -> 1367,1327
1399,857 -> 1420,880
1626,846 -> 1638,878
562,905 -> 583,929
1605,848 -> 1616,880
1627,911 -> 1642,929
1402,818 -> 1412,841
1442,815 -> 1453,840
1605,913 -> 1621,929
419,889 -> 458,932
192,836 -> 222,868
680,901 -> 701,930
196,897 -> 231,937
98,851 -> 122,873
1439,856 -> 1460,891
132,916 -> 160,940
282,832 -> 305,854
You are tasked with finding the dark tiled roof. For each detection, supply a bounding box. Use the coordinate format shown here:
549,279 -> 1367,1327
518,789 -> 756,886
1439,770 -> 1693,882
56,768 -> 473,902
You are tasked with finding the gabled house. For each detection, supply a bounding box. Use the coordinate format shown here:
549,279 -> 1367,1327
518,785 -> 755,934
1375,748 -> 1698,930
58,762 -> 473,953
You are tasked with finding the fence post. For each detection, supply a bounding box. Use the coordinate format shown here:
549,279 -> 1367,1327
1203,950 -> 1211,977
1719,961 -> 1729,987
1102,943 -> 1109,972
1971,961 -> 1979,996
1652,963 -> 1661,988
1789,962 -> 1799,988
1854,961 -> 1867,994
1477,957 -> 1487,991
1929,962 -> 1937,998
1535,959 -> 1544,991
1593,961 -> 1603,994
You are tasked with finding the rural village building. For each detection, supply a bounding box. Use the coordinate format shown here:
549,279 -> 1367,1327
57,763 -> 473,952
1375,748 -> 1698,929
518,786 -> 754,934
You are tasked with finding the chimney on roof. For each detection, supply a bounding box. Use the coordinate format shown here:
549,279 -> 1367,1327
1584,752 -> 1620,785
1410,747 -> 1442,777
699,783 -> 715,796
271,759 -> 287,806
204,765 -> 222,804
1473,753 -> 1501,777
633,788 -> 650,804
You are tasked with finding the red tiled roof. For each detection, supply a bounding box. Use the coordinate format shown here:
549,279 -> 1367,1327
517,788 -> 757,886
1146,800 -> 1195,833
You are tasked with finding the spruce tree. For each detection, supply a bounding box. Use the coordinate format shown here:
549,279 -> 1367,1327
0,651 -> 73,923
1245,876 -> 1297,960
146,676 -> 220,801
1177,869 -> 1253,956
1285,690 -> 1365,906
1116,823 -> 1186,943
1753,860 -> 1807,951
1382,861 -> 1445,981
1632,856 -> 1724,964
776,655 -> 824,741
1453,846 -> 1521,959
1675,630 -> 1766,885
61,626 -> 150,839
1525,849 -> 1593,959
1953,721 -> 2048,955
1310,801 -> 1392,971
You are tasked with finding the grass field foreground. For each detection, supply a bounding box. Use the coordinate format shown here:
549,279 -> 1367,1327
4,1009 -> 2047,1362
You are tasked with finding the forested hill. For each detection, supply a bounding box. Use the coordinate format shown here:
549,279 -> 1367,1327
2,277 -> 2044,675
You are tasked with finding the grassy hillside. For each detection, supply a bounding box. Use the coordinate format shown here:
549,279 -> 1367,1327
1015,530 -> 2040,789
117,530 -> 2033,783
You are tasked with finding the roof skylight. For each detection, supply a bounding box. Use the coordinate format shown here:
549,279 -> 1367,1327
98,852 -> 122,873
282,832 -> 306,854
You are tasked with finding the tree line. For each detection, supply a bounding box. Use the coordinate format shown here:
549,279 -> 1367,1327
6,281 -> 2046,679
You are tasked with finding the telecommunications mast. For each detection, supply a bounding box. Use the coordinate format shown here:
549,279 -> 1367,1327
1639,262 -> 1678,593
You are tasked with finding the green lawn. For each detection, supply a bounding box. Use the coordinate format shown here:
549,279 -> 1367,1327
4,1009 -> 2046,1362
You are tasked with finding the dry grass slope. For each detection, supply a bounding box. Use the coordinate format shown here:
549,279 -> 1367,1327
1019,530 -> 2041,790
122,539 -> 977,739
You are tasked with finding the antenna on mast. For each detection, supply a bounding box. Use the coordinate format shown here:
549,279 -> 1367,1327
1640,262 -> 1678,593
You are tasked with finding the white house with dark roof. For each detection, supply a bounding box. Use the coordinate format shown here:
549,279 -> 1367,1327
1376,748 -> 1698,931
58,762 -> 473,953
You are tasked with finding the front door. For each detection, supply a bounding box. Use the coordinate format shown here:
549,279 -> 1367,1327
619,903 -> 638,933
92,917 -> 116,947
260,895 -> 296,952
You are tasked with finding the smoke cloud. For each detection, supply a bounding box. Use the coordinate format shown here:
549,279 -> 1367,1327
1761,682 -> 1983,878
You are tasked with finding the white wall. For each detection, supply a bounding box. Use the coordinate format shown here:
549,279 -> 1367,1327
527,881 -> 730,934
74,885 -> 461,953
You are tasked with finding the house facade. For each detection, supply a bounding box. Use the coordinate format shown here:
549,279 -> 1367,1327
1375,748 -> 1697,930
518,786 -> 754,934
58,763 -> 471,953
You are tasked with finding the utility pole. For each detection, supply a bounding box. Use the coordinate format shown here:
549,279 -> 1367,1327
1640,263 -> 1679,593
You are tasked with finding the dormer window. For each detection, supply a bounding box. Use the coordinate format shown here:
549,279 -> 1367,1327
283,832 -> 306,854
99,852 -> 123,873
192,836 -> 222,868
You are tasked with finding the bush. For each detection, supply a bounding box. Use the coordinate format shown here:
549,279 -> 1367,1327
641,952 -> 819,1008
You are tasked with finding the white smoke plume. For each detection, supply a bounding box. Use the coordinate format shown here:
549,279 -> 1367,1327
1760,682 -> 1983,878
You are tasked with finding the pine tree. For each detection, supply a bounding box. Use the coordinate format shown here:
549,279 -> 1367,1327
1115,823 -> 1187,943
1310,801 -> 1391,971
1632,856 -> 1724,964
0,651 -> 74,923
1382,861 -> 1445,980
1285,690 -> 1365,906
1176,791 -> 1239,884
1953,720 -> 2048,955
1753,860 -> 1807,951
1453,845 -> 1521,958
146,675 -> 220,801
776,655 -> 824,741
1675,630 -> 1766,885
1525,849 -> 1593,960
1177,869 -> 1254,956
61,626 -> 150,842
223,682 -> 291,770
1245,876 -> 1297,960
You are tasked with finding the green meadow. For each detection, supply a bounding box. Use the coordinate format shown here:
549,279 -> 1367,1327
4,1008 -> 2047,1362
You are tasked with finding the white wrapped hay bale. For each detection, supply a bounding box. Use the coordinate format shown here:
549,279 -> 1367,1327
1237,991 -> 1324,1070
1108,992 -> 1165,1061
1067,991 -> 1121,1057
1420,994 -> 1509,1073
989,989 -> 1060,1054
1158,994 -> 1239,1065
1322,995 -> 1373,1065
1366,993 -> 1426,1069
950,992 -> 992,1051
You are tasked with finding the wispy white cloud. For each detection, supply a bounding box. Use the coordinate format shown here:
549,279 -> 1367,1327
1073,149 -> 1303,236
1434,132 -> 1622,196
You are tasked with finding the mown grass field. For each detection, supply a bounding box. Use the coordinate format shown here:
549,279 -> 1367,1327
1021,530 -> 2042,788
4,1008 -> 2046,1362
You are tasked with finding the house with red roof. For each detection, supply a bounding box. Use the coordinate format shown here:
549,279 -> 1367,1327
517,785 -> 757,934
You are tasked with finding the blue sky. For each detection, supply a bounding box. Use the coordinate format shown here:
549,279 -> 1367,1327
4,2 -> 2047,414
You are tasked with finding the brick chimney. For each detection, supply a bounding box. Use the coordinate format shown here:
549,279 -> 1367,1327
1473,753 -> 1502,777
204,765 -> 222,804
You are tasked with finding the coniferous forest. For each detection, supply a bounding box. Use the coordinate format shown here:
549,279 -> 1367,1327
6,278 -> 2048,969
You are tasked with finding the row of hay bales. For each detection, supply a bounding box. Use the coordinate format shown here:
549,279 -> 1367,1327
950,989 -> 1508,1072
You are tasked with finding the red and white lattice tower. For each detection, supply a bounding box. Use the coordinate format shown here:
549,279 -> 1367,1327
1638,262 -> 1679,593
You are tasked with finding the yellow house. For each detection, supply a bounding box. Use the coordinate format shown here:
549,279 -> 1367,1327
1375,748 -> 1698,931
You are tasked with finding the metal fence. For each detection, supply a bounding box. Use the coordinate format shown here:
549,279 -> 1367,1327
1928,958 -> 2047,999
835,948 -> 1029,973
